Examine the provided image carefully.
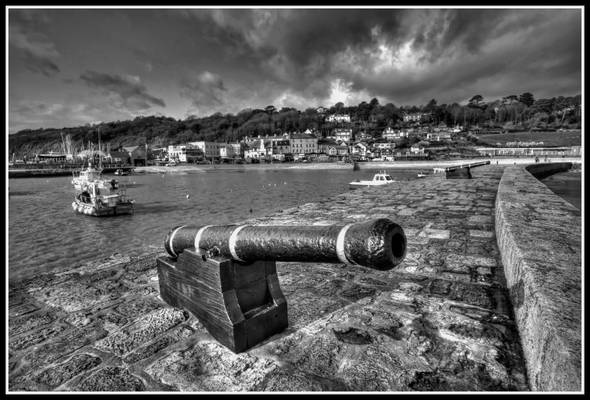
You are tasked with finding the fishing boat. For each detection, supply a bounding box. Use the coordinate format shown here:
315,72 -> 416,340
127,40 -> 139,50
72,178 -> 134,216
71,161 -> 109,191
349,171 -> 395,190
417,172 -> 427,178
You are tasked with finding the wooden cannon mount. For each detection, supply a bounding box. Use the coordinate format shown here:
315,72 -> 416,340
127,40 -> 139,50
156,219 -> 407,353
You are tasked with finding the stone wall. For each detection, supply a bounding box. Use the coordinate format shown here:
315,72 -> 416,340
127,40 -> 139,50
495,164 -> 581,391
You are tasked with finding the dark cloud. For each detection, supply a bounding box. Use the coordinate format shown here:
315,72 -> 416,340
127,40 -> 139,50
187,8 -> 580,105
179,71 -> 227,114
80,70 -> 166,110
9,10 -> 60,76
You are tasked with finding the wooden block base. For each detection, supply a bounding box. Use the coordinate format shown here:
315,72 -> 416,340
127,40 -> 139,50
156,249 -> 288,353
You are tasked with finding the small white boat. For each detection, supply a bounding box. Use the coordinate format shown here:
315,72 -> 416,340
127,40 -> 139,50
349,171 -> 395,189
72,178 -> 134,217
114,168 -> 130,176
417,172 -> 427,178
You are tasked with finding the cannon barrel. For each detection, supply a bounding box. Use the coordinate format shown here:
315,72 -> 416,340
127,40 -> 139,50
164,218 -> 406,270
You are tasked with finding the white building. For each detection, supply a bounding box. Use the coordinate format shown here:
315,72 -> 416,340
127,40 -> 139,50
403,112 -> 428,123
426,132 -> 452,141
167,145 -> 203,163
244,140 -> 272,160
410,144 -> 425,154
333,128 -> 353,143
326,113 -> 351,123
374,142 -> 396,151
382,127 -> 408,140
351,142 -> 369,159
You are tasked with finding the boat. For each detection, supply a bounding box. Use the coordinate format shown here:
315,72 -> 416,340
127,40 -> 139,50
71,161 -> 110,191
349,171 -> 395,190
72,178 -> 134,216
417,172 -> 427,178
114,168 -> 130,176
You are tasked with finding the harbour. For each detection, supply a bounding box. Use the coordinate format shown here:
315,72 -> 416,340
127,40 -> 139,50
8,167 -> 421,282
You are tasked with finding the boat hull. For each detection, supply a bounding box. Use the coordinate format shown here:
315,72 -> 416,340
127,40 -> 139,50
349,182 -> 392,190
72,199 -> 134,217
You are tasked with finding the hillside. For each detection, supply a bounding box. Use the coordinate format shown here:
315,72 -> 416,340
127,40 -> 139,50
8,94 -> 582,158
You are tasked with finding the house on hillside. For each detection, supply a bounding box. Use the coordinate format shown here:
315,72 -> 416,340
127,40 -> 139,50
326,113 -> 351,123
333,128 -> 353,143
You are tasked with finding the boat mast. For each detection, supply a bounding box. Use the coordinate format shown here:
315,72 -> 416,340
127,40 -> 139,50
98,127 -> 102,170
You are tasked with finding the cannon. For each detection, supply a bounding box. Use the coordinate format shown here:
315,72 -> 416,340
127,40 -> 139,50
156,218 -> 406,352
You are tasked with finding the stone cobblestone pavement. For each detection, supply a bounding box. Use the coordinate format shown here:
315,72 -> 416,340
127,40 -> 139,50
9,165 -> 529,391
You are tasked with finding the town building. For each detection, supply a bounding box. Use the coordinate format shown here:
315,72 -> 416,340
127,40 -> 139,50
410,144 -> 425,154
333,128 -> 353,143
373,142 -> 396,151
290,133 -> 318,155
188,141 -> 223,160
219,143 -> 242,160
382,127 -> 408,140
244,140 -> 273,160
402,112 -> 429,123
351,142 -> 369,159
109,150 -> 130,164
270,138 -> 291,159
426,132 -> 452,141
168,145 -> 203,163
123,145 -> 147,166
326,113 -> 351,123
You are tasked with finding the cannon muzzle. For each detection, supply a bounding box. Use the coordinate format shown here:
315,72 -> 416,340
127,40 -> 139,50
164,218 -> 406,270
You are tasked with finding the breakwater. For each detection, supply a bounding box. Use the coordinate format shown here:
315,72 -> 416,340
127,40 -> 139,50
495,163 -> 581,391
8,164 -> 581,392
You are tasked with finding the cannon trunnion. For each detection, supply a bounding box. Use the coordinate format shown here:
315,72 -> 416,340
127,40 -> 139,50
156,218 -> 406,353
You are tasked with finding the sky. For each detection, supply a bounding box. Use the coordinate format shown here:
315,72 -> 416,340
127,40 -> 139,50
7,7 -> 583,133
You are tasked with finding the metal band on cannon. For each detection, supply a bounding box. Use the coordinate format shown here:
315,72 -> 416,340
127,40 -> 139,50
164,218 -> 406,270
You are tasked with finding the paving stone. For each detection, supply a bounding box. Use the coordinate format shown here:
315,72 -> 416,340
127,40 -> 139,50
74,366 -> 146,391
94,308 -> 188,356
33,353 -> 102,389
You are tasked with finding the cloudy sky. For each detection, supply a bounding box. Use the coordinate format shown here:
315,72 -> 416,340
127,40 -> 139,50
8,7 -> 582,133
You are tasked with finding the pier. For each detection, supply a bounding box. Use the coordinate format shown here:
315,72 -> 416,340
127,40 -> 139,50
8,164 -> 581,391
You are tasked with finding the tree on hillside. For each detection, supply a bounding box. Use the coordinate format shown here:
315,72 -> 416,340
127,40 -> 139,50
468,95 -> 484,107
502,95 -> 518,104
519,92 -> 535,107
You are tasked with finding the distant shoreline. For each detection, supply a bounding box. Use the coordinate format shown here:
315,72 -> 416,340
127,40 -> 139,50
8,157 -> 581,178
133,157 -> 582,174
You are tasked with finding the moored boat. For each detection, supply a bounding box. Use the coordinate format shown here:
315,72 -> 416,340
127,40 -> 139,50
114,168 -> 131,176
72,178 -> 134,216
349,171 -> 395,190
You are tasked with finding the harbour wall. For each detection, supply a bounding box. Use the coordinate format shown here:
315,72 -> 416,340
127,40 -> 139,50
495,163 -> 581,391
